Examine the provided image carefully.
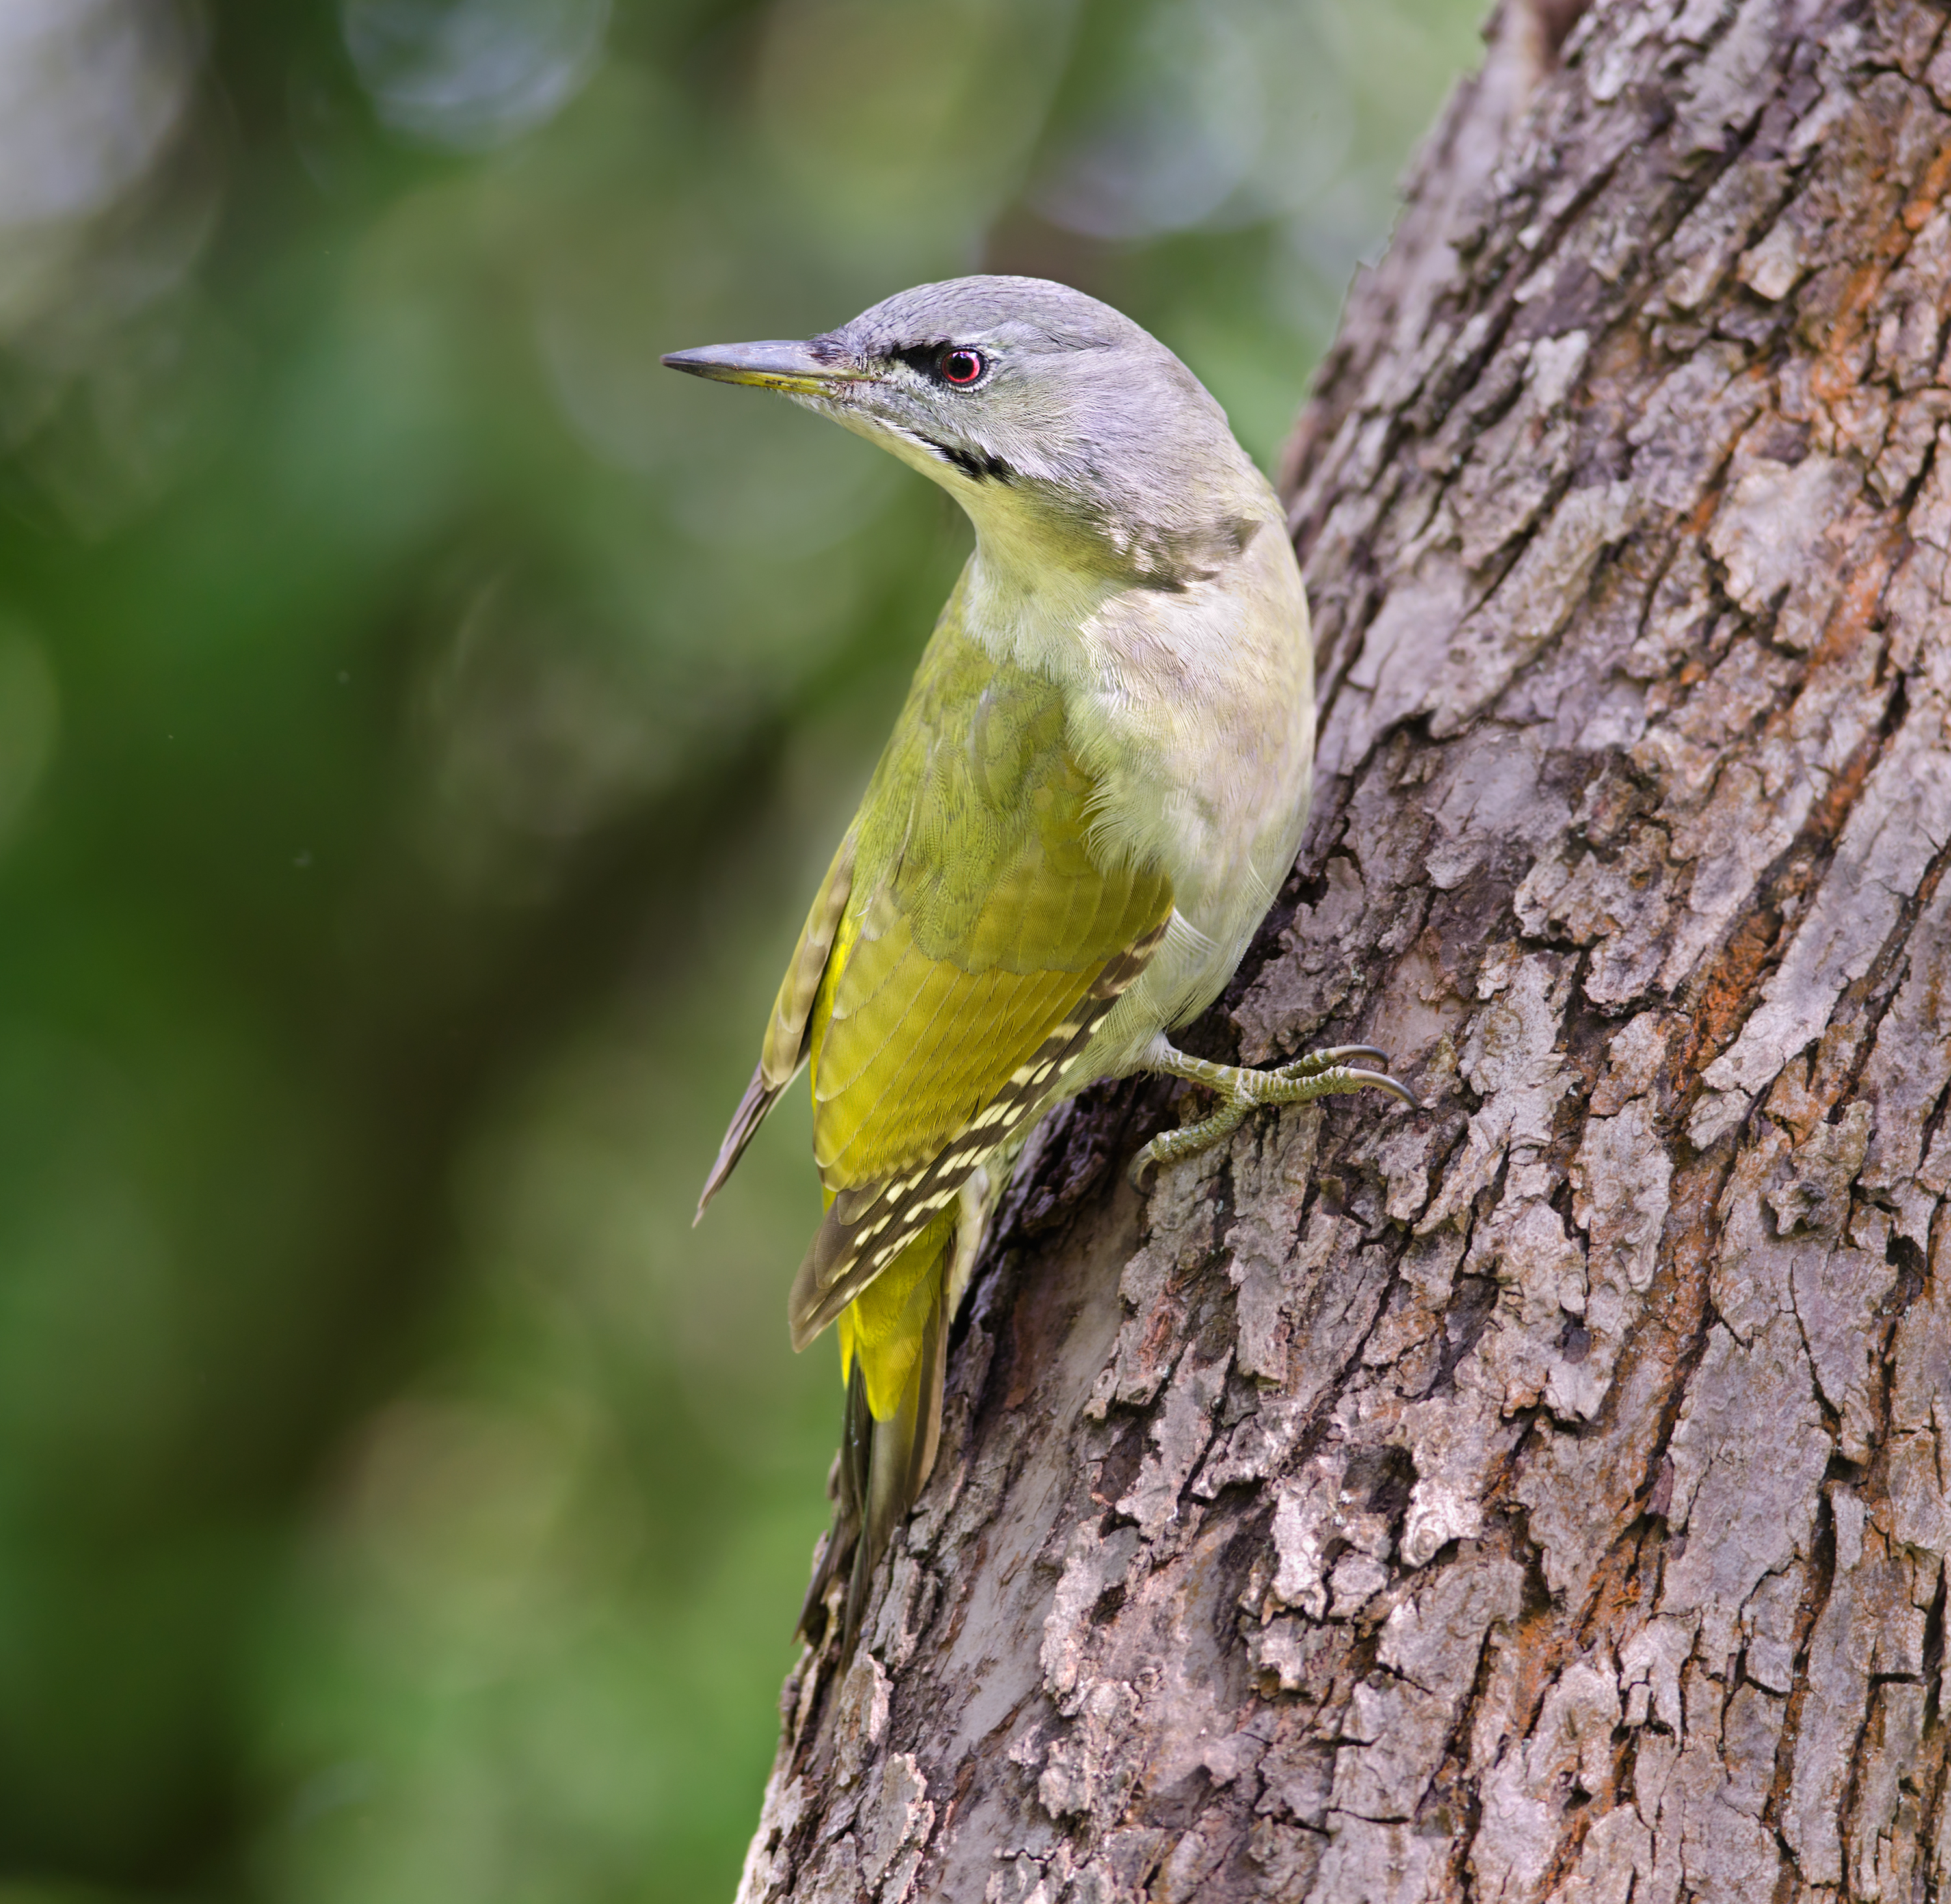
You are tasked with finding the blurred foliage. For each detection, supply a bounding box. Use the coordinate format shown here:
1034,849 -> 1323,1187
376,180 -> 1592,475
0,0 -> 1483,1896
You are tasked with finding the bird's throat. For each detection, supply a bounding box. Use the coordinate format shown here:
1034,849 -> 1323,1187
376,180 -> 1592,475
961,516 -> 1122,681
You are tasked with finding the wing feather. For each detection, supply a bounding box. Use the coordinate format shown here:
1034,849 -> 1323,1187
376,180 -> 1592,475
713,568 -> 1174,1350
793,695 -> 1171,1326
694,826 -> 856,1219
790,921 -> 1165,1347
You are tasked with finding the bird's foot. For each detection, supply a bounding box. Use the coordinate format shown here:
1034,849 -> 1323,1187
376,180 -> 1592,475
1128,1037 -> 1421,1187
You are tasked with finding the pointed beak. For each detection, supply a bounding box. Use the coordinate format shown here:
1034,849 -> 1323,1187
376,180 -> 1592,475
660,339 -> 856,396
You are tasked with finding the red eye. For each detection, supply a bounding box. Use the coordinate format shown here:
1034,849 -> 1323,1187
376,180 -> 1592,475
940,348 -> 983,384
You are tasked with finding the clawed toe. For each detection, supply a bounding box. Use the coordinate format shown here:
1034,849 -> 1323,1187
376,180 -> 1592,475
1129,1034 -> 1425,1190
1273,1047 -> 1421,1110
1337,1066 -> 1424,1112
1273,1043 -> 1390,1079
1128,1092 -> 1253,1187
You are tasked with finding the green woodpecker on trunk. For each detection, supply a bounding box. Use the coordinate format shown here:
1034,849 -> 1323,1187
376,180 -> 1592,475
669,276 -> 1416,1654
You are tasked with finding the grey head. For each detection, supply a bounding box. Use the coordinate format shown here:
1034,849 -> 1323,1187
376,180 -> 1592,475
664,276 -> 1271,586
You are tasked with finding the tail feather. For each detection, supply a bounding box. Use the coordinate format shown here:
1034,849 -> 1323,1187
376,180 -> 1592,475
796,1171 -> 997,1657
797,1255 -> 950,1657
796,1359 -> 869,1643
841,1272 -> 946,1656
696,1060 -> 791,1223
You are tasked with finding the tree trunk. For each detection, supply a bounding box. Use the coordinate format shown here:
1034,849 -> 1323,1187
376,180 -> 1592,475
737,0 -> 1951,1895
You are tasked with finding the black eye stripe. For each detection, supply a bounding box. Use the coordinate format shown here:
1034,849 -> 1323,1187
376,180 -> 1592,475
889,343 -> 987,386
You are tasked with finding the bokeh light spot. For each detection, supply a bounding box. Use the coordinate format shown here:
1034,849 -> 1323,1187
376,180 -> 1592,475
341,0 -> 611,151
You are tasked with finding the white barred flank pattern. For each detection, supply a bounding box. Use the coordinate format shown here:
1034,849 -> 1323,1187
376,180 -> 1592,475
788,922 -> 1167,1348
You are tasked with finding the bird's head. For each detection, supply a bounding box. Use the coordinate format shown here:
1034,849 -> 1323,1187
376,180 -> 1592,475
663,276 -> 1271,588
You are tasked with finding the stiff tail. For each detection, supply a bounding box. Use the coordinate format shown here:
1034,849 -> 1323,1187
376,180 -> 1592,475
796,1358 -> 870,1641
796,1250 -> 949,1657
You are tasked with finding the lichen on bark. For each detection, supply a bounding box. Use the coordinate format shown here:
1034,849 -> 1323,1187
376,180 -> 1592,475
739,0 -> 1951,1896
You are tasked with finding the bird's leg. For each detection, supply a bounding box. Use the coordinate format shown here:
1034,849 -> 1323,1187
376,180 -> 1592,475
1130,1036 -> 1421,1186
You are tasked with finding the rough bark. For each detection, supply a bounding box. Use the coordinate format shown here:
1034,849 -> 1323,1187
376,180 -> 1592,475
738,0 -> 1951,1896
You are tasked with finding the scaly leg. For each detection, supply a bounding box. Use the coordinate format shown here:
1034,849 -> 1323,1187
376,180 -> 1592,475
1130,1036 -> 1420,1185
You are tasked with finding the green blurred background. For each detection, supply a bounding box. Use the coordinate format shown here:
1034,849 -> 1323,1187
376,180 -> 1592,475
0,0 -> 1482,1896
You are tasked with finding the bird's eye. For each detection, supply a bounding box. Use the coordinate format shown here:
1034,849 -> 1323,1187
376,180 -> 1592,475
940,348 -> 984,385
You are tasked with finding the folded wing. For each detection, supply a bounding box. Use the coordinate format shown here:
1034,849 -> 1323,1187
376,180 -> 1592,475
790,602 -> 1173,1352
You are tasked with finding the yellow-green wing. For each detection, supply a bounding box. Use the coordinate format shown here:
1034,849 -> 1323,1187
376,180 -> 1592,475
695,825 -> 856,1220
788,580 -> 1173,1348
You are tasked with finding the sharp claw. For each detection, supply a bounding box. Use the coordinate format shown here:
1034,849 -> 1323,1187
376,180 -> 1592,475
1277,1043 -> 1390,1078
1333,1045 -> 1392,1068
1343,1067 -> 1424,1111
